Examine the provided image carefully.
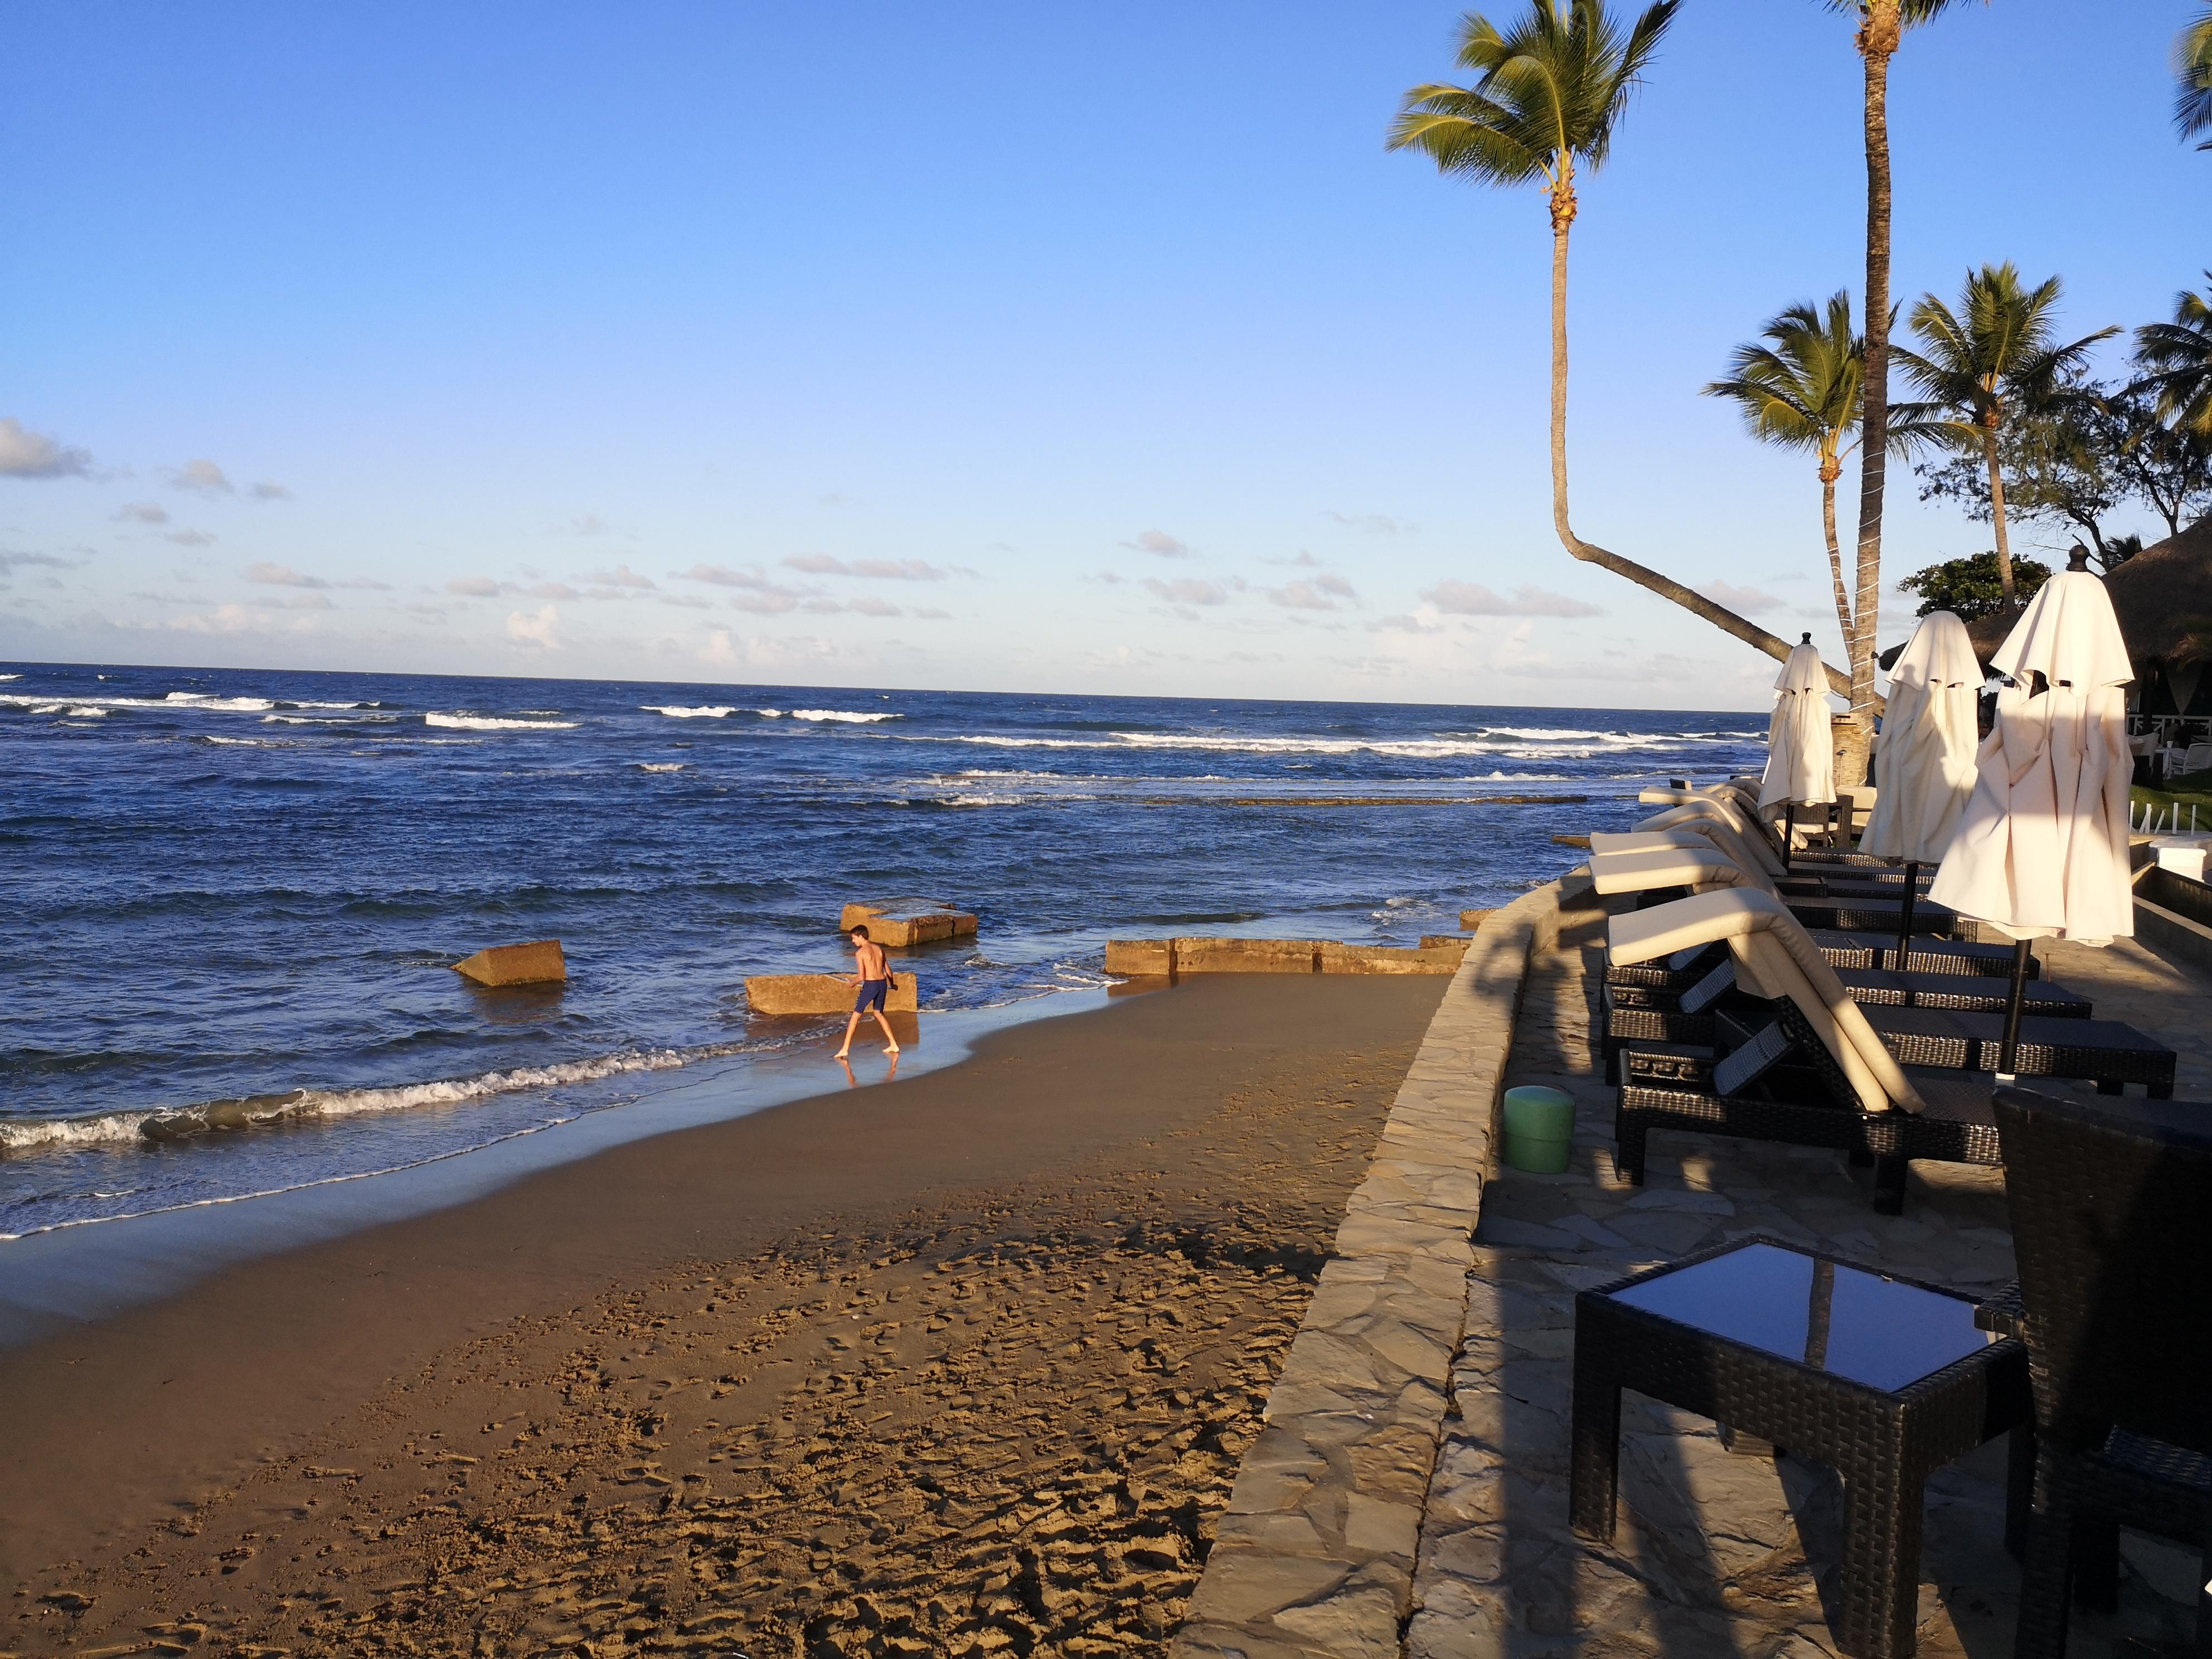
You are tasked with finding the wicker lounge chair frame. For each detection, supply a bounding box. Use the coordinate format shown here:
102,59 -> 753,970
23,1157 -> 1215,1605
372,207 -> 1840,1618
1993,1086 -> 2212,1659
1570,1235 -> 2031,1659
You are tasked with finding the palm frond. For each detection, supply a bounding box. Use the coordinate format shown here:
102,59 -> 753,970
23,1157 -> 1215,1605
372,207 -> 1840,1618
1389,0 -> 1680,190
2177,3 -> 2212,145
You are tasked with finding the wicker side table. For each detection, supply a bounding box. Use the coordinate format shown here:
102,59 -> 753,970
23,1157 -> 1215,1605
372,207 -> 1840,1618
1570,1238 -> 2031,1659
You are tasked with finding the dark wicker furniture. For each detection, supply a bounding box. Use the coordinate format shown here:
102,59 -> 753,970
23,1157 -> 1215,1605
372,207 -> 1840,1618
1570,1238 -> 2029,1659
1616,1049 -> 2000,1212
1604,932 -> 2033,997
1605,968 -> 2090,1020
1993,1086 -> 2212,1658
1606,1002 -> 2169,1097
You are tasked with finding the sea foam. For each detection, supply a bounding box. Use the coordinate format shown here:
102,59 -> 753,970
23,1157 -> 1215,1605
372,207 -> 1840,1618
790,709 -> 899,723
425,712 -> 579,731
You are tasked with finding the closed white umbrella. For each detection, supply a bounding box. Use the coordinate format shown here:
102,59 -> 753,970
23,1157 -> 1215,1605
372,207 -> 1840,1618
1860,611 -> 1982,969
1926,559 -> 2135,1073
1862,611 -> 1982,864
1759,634 -> 1836,859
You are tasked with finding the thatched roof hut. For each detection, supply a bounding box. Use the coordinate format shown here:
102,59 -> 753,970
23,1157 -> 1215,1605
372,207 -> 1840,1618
1960,516 -> 2212,711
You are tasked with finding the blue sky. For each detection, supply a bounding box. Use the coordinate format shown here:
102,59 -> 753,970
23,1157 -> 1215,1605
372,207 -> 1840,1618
1,1 -> 2203,709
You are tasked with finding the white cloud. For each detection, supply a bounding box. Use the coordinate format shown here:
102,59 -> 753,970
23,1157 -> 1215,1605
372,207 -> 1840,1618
1322,511 -> 1415,535
115,502 -> 169,525
447,575 -> 501,597
700,627 -> 738,666
166,601 -> 317,636
911,606 -> 952,620
570,512 -> 610,536
166,530 -> 217,547
677,562 -> 780,590
1143,576 -> 1228,607
588,564 -> 656,589
782,554 -> 951,581
1123,530 -> 1193,559
1268,580 -> 1343,611
506,604 -> 560,649
249,481 -> 293,501
527,580 -> 580,599
0,550 -> 79,573
1369,612 -> 1443,634
1422,580 -> 1604,618
659,593 -> 712,609
1697,579 -> 1787,614
0,418 -> 91,479
167,459 -> 234,494
247,561 -> 388,591
846,594 -> 903,617
254,591 -> 332,612
732,591 -> 801,615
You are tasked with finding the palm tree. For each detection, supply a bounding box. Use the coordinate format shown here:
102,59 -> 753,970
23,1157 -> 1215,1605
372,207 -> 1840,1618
1704,294 -> 1869,672
1817,0 -> 1976,734
2179,3 -> 2212,148
1896,264 -> 2118,604
2135,274 -> 2212,439
1388,0 -> 1866,701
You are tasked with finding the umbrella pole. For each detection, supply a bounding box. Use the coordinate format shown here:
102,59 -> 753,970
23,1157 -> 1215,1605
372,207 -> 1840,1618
1782,806 -> 1793,873
1893,860 -> 1919,973
1996,936 -> 2034,1081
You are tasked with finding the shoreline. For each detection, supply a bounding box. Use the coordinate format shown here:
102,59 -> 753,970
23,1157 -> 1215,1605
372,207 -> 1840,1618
0,972 -> 1448,1656
0,988 -> 1134,1346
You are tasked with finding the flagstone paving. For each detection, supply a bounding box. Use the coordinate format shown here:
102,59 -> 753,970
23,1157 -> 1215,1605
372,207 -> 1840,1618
1403,928 -> 2211,1659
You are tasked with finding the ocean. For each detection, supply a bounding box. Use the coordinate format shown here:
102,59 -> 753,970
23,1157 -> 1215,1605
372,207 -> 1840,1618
0,662 -> 1765,1240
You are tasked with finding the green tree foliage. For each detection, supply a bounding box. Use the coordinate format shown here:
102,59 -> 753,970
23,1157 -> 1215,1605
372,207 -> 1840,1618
1898,552 -> 2053,622
1895,264 -> 2119,602
2135,273 -> 2212,440
2179,3 -> 2212,148
1914,381 -> 2210,557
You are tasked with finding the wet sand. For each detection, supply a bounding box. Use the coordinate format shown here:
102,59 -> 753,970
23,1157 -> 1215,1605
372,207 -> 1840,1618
1,972 -> 1445,1657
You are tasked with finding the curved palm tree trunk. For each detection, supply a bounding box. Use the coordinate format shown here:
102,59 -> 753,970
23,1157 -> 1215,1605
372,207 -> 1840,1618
1821,465 -> 1855,653
1848,4 -> 1900,779
1545,189 -> 1865,706
1982,425 -> 2017,600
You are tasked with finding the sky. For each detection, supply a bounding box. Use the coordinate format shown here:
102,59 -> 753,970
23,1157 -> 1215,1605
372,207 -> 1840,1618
1,1 -> 2204,710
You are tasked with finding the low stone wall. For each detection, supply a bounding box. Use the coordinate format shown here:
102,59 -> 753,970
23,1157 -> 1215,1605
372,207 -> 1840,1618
1170,876 -> 1600,1659
1107,939 -> 1467,977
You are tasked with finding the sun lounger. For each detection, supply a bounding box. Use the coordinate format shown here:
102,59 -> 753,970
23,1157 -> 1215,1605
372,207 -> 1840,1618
1600,889 -> 2164,1212
1590,846 -> 1964,939
1604,931 -> 2039,995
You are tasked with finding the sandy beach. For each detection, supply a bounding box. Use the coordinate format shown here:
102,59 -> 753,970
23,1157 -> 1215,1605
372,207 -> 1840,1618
2,972 -> 1446,1657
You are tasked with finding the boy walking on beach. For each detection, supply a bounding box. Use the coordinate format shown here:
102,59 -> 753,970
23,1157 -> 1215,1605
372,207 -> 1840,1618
836,925 -> 902,1059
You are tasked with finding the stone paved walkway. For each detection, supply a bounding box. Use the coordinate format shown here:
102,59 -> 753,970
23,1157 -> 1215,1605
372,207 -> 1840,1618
1403,927 -> 2210,1659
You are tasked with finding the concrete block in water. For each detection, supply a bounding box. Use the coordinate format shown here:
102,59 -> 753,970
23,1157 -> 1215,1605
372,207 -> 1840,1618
1459,908 -> 1497,930
1172,938 -> 1323,974
745,973 -> 919,1015
1317,943 -> 1462,975
1105,939 -> 1175,976
837,898 -> 978,947
453,939 -> 566,987
1419,935 -> 1474,956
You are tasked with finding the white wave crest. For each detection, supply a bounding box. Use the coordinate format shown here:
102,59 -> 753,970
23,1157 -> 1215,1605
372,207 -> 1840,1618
203,735 -> 274,746
643,704 -> 734,719
163,692 -> 277,711
791,709 -> 899,723
0,1044 -> 755,1155
637,761 -> 686,772
425,712 -> 579,731
0,673 -> 18,680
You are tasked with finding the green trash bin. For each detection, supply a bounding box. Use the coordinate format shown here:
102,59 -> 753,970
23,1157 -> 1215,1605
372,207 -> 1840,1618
1501,1086 -> 1575,1174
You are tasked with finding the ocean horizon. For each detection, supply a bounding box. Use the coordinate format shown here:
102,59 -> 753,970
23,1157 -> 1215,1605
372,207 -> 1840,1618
1,657 -> 1767,1240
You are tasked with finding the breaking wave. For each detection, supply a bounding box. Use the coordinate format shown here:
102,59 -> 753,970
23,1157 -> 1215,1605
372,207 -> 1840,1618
643,704 -> 735,719
424,712 -> 579,731
0,1042 -> 766,1157
791,709 -> 899,723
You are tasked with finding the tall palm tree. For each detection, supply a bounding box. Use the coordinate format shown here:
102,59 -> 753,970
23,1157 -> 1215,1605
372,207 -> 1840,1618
1896,264 -> 2118,604
1818,0 -> 1976,733
1704,294 -> 1869,670
2179,3 -> 2212,148
1388,0 -> 1866,700
2135,274 -> 2212,438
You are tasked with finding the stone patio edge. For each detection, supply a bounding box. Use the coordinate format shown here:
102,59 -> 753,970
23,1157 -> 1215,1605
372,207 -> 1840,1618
1169,873 -> 1599,1659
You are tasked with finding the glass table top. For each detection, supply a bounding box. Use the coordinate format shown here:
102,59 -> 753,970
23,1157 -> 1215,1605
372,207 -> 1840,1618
1605,1241 -> 1996,1393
